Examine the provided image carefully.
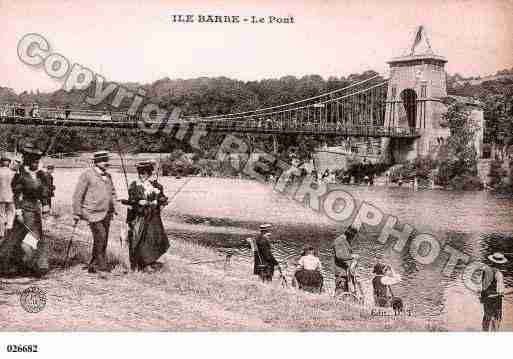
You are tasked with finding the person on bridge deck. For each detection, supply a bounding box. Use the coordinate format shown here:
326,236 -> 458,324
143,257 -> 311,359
125,160 -> 169,272
64,104 -> 71,120
372,263 -> 402,307
0,143 -> 51,277
45,165 -> 56,209
72,151 -> 118,274
480,252 -> 506,331
294,246 -> 323,291
0,154 -> 15,242
333,226 -> 359,293
253,224 -> 279,282
30,103 -> 40,118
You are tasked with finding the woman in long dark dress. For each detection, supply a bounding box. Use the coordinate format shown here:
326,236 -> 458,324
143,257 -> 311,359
126,161 -> 169,272
0,142 -> 50,277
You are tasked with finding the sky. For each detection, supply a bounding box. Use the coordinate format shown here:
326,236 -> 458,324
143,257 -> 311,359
1,0 -> 512,93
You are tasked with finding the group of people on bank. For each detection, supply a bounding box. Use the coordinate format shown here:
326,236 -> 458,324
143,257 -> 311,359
249,224 -> 401,306
70,151 -> 170,274
0,142 -> 508,331
249,223 -> 508,331
0,144 -> 170,277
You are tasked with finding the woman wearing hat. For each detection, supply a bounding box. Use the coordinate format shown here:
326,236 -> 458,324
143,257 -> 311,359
372,263 -> 401,307
126,160 -> 169,272
0,142 -> 50,276
480,252 -> 507,331
0,154 -> 15,242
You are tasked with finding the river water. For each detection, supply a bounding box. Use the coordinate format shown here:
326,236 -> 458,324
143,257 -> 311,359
56,171 -> 513,330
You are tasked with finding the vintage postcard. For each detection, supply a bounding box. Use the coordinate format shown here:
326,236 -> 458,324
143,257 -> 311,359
1,0 -> 513,352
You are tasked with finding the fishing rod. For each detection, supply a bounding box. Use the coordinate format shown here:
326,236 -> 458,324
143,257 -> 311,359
167,176 -> 192,204
189,259 -> 227,265
114,138 -> 130,249
115,138 -> 130,194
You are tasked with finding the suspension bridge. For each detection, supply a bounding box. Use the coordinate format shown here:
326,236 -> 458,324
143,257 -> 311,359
2,26 -> 481,163
0,76 -> 420,139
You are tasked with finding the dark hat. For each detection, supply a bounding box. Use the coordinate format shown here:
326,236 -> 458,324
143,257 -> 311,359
135,160 -> 155,174
93,151 -> 110,163
0,153 -> 11,162
21,142 -> 43,158
259,224 -> 272,232
373,262 -> 386,275
302,245 -> 315,256
135,160 -> 155,170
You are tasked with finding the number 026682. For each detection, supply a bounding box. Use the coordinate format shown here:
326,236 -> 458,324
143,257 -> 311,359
6,345 -> 39,353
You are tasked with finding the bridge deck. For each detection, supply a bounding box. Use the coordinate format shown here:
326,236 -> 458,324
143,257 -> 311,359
0,115 -> 421,138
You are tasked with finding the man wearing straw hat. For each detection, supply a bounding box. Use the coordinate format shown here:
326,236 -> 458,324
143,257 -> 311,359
480,252 -> 507,331
252,224 -> 279,282
72,151 -> 117,274
0,153 -> 15,242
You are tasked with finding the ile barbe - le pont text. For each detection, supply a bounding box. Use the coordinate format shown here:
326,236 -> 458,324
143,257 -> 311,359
171,14 -> 294,24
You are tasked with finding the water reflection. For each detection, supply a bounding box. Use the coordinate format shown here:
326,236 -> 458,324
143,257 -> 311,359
159,177 -> 513,325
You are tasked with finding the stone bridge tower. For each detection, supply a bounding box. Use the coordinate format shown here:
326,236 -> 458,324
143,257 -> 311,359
382,26 -> 450,163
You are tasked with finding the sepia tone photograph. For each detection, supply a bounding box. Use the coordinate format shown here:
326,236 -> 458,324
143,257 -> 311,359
1,0 -> 513,350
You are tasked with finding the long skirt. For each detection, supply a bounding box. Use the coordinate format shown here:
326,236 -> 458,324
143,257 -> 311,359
295,269 -> 323,291
128,210 -> 169,270
0,209 -> 48,276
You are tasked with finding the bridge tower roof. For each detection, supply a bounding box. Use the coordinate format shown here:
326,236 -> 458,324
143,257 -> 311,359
387,25 -> 447,66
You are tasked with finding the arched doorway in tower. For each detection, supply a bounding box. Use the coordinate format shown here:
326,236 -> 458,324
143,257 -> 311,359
400,89 -> 418,128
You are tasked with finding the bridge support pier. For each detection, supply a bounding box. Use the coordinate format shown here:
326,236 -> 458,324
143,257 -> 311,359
381,137 -> 421,164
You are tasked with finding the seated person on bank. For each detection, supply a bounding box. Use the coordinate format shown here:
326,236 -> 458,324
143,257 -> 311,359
294,246 -> 323,291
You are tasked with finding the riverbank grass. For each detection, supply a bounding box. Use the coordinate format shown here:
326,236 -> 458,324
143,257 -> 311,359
0,204 -> 444,331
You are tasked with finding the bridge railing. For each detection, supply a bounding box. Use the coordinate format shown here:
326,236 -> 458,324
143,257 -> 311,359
0,104 -> 421,138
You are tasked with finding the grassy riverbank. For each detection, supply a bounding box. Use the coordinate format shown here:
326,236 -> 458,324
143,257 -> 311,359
0,204 -> 444,331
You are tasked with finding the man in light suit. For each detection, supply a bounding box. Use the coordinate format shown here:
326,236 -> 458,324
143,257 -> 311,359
72,151 -> 117,274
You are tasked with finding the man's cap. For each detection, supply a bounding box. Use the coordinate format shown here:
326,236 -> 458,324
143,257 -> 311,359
259,224 -> 272,232
93,151 -> 110,163
21,142 -> 43,158
135,160 -> 155,170
488,252 -> 508,264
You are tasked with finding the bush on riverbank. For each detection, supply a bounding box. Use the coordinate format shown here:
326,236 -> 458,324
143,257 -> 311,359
488,157 -> 513,192
434,102 -> 483,190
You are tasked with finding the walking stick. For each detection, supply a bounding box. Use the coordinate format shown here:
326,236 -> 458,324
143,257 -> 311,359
64,219 -> 79,268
